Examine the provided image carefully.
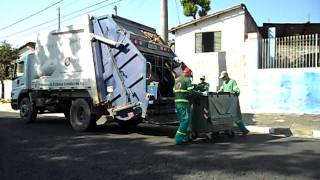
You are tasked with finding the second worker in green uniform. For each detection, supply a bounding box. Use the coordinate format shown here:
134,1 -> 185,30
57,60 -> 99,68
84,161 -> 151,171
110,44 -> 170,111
218,71 -> 249,136
196,75 -> 210,93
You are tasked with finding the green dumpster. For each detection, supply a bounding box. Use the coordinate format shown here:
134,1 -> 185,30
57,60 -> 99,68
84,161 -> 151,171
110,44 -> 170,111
190,92 -> 241,138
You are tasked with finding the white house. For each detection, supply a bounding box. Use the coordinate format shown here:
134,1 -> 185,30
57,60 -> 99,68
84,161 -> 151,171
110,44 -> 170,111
170,4 -> 259,111
170,4 -> 320,114
19,42 -> 36,57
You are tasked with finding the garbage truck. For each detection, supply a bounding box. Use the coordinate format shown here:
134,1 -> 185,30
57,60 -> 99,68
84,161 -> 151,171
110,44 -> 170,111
11,15 -> 184,131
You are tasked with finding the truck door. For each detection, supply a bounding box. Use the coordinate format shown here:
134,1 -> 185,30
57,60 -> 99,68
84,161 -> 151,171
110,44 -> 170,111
11,58 -> 27,102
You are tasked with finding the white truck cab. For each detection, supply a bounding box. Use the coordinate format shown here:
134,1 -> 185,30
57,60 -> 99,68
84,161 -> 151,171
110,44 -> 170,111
11,54 -> 34,110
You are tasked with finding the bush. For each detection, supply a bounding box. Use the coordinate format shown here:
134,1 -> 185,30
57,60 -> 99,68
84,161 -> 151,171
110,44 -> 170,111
0,98 -> 11,103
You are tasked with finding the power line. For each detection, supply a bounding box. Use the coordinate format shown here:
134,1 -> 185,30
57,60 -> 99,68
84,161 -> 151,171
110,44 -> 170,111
0,0 -> 63,32
63,0 -> 84,9
59,0 -> 123,25
63,0 -> 113,18
5,0 -> 123,41
1,17 -> 59,39
1,0 -> 115,39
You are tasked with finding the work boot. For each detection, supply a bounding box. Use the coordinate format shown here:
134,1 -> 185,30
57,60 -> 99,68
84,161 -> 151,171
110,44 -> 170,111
175,134 -> 189,145
235,121 -> 249,136
241,129 -> 250,136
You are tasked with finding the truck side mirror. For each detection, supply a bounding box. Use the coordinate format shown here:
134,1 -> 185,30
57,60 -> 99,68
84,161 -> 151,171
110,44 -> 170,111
12,63 -> 17,80
5,65 -> 10,78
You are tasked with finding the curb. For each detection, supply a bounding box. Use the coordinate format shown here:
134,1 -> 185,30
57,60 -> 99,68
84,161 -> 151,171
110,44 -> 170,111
313,130 -> 320,139
0,103 -> 16,113
247,125 -> 293,137
247,125 -> 320,139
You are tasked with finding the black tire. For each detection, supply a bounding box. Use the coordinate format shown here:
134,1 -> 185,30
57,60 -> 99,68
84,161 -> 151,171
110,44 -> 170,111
226,130 -> 235,138
204,132 -> 213,142
213,132 -> 220,136
20,97 -> 37,123
38,107 -> 45,114
69,98 -> 96,132
190,131 -> 198,140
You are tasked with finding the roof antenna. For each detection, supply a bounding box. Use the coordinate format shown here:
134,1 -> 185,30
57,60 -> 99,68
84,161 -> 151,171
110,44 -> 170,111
113,6 -> 118,16
57,7 -> 61,31
308,13 -> 310,23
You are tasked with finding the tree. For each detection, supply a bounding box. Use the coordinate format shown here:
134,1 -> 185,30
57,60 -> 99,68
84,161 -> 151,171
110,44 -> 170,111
0,41 -> 19,99
181,0 -> 211,19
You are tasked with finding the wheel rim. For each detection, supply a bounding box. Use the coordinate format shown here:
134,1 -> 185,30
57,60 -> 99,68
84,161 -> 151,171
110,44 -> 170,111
75,107 -> 85,126
20,103 -> 30,118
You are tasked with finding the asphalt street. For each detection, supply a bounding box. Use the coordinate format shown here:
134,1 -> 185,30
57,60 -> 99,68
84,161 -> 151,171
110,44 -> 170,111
1,112 -> 320,180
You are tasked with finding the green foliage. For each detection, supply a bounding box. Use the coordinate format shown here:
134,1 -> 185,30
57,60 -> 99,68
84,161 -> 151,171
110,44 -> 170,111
180,0 -> 211,19
0,41 -> 19,80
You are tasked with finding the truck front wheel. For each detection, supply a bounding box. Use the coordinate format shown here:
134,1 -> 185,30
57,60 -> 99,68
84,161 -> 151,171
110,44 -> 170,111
69,98 -> 95,132
20,97 -> 37,123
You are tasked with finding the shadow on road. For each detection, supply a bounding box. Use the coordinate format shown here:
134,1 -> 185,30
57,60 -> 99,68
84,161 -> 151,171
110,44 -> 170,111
1,112 -> 320,180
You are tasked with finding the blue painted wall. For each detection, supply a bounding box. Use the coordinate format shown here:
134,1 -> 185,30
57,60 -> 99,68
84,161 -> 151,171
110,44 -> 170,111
249,70 -> 320,114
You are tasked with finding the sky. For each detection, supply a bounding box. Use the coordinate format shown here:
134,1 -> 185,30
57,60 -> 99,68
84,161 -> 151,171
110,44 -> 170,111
0,0 -> 319,47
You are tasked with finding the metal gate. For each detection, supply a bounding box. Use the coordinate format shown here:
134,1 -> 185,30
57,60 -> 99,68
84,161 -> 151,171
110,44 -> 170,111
260,34 -> 319,68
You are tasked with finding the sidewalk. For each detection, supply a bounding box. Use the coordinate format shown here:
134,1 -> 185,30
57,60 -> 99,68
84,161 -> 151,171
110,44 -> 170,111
242,113 -> 320,139
1,103 -> 319,138
0,102 -> 17,113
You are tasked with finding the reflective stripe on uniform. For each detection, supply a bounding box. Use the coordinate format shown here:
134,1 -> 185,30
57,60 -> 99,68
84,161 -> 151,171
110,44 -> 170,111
176,130 -> 186,136
174,89 -> 189,93
174,99 -> 189,103
187,86 -> 193,91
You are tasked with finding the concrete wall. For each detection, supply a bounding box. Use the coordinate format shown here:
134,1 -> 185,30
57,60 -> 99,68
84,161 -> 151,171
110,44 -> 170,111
0,80 -> 12,100
248,69 -> 320,114
245,33 -> 320,114
174,9 -> 246,90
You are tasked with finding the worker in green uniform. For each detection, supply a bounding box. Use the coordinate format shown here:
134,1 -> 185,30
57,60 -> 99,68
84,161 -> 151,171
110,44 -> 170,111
197,75 -> 210,93
218,71 -> 250,136
174,67 -> 193,144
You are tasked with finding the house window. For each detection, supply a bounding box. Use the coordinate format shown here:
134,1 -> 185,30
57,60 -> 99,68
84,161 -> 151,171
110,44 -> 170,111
195,31 -> 221,53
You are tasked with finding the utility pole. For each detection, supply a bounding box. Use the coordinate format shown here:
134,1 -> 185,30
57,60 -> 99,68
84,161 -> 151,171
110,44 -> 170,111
58,7 -> 61,31
160,0 -> 168,44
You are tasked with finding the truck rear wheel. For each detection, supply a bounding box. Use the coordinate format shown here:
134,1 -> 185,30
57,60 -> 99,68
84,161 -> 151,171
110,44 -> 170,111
69,99 -> 96,132
20,97 -> 37,123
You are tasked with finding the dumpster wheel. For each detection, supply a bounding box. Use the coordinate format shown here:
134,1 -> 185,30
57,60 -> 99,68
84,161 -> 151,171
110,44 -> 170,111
190,131 -> 198,140
225,129 -> 235,138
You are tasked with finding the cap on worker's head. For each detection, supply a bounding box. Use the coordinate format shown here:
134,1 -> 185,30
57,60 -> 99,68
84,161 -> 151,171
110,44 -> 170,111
200,75 -> 205,80
173,56 -> 181,63
219,71 -> 228,79
183,67 -> 192,75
